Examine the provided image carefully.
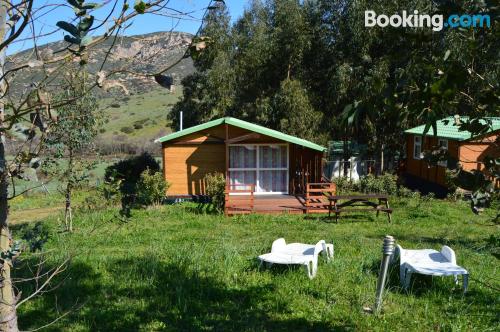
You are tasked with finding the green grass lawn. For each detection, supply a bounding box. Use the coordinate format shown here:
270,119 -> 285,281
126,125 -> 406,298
15,197 -> 499,331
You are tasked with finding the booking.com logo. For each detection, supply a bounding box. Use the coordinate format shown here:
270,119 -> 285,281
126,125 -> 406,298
365,10 -> 491,31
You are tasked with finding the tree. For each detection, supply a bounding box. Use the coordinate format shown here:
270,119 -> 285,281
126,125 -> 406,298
171,0 -> 325,144
45,71 -> 101,232
170,3 -> 234,129
0,1 -> 211,329
271,78 -> 322,142
319,0 -> 499,207
171,0 -> 498,209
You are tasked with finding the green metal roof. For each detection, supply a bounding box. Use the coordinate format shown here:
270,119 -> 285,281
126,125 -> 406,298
155,117 -> 326,152
404,116 -> 500,141
328,140 -> 367,156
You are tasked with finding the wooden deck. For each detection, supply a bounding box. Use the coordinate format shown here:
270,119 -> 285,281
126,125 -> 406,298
244,194 -> 307,214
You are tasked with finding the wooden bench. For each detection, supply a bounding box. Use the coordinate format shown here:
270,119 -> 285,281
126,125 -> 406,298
327,194 -> 392,222
224,184 -> 254,216
304,182 -> 336,214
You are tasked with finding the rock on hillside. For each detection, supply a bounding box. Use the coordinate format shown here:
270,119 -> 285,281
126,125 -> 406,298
8,31 -> 195,97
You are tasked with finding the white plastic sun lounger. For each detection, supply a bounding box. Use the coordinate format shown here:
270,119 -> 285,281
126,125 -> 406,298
395,244 -> 469,292
258,238 -> 334,279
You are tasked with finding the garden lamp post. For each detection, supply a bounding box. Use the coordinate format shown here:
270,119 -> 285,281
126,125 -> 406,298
374,235 -> 395,314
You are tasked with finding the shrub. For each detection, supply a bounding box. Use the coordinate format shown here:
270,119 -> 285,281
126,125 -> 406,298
120,126 -> 134,134
133,123 -> 143,130
359,173 -> 398,195
332,177 -> 357,194
105,153 -> 160,206
105,152 -> 160,183
204,173 -> 226,213
398,186 -> 420,199
20,222 -> 50,252
81,180 -> 122,211
136,169 -> 170,206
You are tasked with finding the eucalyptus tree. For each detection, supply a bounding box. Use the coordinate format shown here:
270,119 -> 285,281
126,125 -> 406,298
318,0 -> 498,206
170,2 -> 234,129
172,0 -> 498,208
0,0 -> 215,330
45,71 -> 101,232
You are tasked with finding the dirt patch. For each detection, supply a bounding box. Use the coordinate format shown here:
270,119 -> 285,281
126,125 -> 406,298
10,206 -> 62,225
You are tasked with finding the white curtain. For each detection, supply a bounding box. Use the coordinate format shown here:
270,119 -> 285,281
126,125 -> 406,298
229,145 -> 287,193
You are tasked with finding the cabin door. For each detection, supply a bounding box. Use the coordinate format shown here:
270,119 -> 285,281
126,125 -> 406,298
228,144 -> 289,194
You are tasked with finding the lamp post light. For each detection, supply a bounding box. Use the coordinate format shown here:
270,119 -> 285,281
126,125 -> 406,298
374,235 -> 395,314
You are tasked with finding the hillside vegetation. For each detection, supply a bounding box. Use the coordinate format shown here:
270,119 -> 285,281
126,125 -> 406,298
98,87 -> 181,144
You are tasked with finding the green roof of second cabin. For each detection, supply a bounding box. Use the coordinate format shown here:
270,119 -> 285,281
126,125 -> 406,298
404,116 -> 500,141
155,117 -> 326,152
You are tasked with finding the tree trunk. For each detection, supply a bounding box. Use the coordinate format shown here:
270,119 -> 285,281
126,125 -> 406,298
343,138 -> 349,177
64,183 -> 73,232
64,150 -> 74,232
380,143 -> 385,175
0,1 -> 19,330
0,146 -> 19,332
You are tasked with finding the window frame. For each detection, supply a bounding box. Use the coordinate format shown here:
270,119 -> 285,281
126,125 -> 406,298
437,139 -> 448,167
413,136 -> 423,160
228,143 -> 289,194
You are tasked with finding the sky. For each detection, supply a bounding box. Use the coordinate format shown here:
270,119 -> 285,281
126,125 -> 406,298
9,0 -> 247,54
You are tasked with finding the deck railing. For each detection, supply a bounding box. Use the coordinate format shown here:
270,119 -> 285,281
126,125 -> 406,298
224,184 -> 255,216
305,182 -> 336,213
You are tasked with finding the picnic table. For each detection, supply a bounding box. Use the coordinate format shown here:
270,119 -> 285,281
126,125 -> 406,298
327,194 -> 392,222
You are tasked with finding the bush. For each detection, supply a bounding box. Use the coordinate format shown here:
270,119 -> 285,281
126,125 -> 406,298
20,222 -> 50,252
332,177 -> 357,194
120,126 -> 134,134
105,152 -> 160,183
398,186 -> 421,199
359,173 -> 398,195
204,173 -> 226,213
81,181 -> 122,211
105,153 -> 160,206
133,123 -> 143,130
136,169 -> 170,206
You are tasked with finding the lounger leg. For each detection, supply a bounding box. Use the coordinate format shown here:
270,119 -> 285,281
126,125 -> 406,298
399,267 -> 405,287
454,275 -> 459,285
463,274 -> 468,293
258,260 -> 263,270
404,270 -> 412,290
328,244 -> 334,261
326,247 -> 333,261
306,262 -> 313,279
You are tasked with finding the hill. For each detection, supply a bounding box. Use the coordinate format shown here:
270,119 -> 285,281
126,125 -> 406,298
9,31 -> 195,150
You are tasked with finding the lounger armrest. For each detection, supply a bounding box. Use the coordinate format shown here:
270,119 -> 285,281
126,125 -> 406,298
271,238 -> 287,253
441,246 -> 457,265
393,244 -> 404,265
313,240 -> 326,259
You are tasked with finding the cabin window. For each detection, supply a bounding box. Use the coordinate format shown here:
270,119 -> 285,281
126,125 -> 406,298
413,136 -> 423,160
228,144 -> 288,194
438,139 -> 448,167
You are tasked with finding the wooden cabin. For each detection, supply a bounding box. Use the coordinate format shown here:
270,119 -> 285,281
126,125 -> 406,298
404,116 -> 500,190
155,117 -> 326,197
